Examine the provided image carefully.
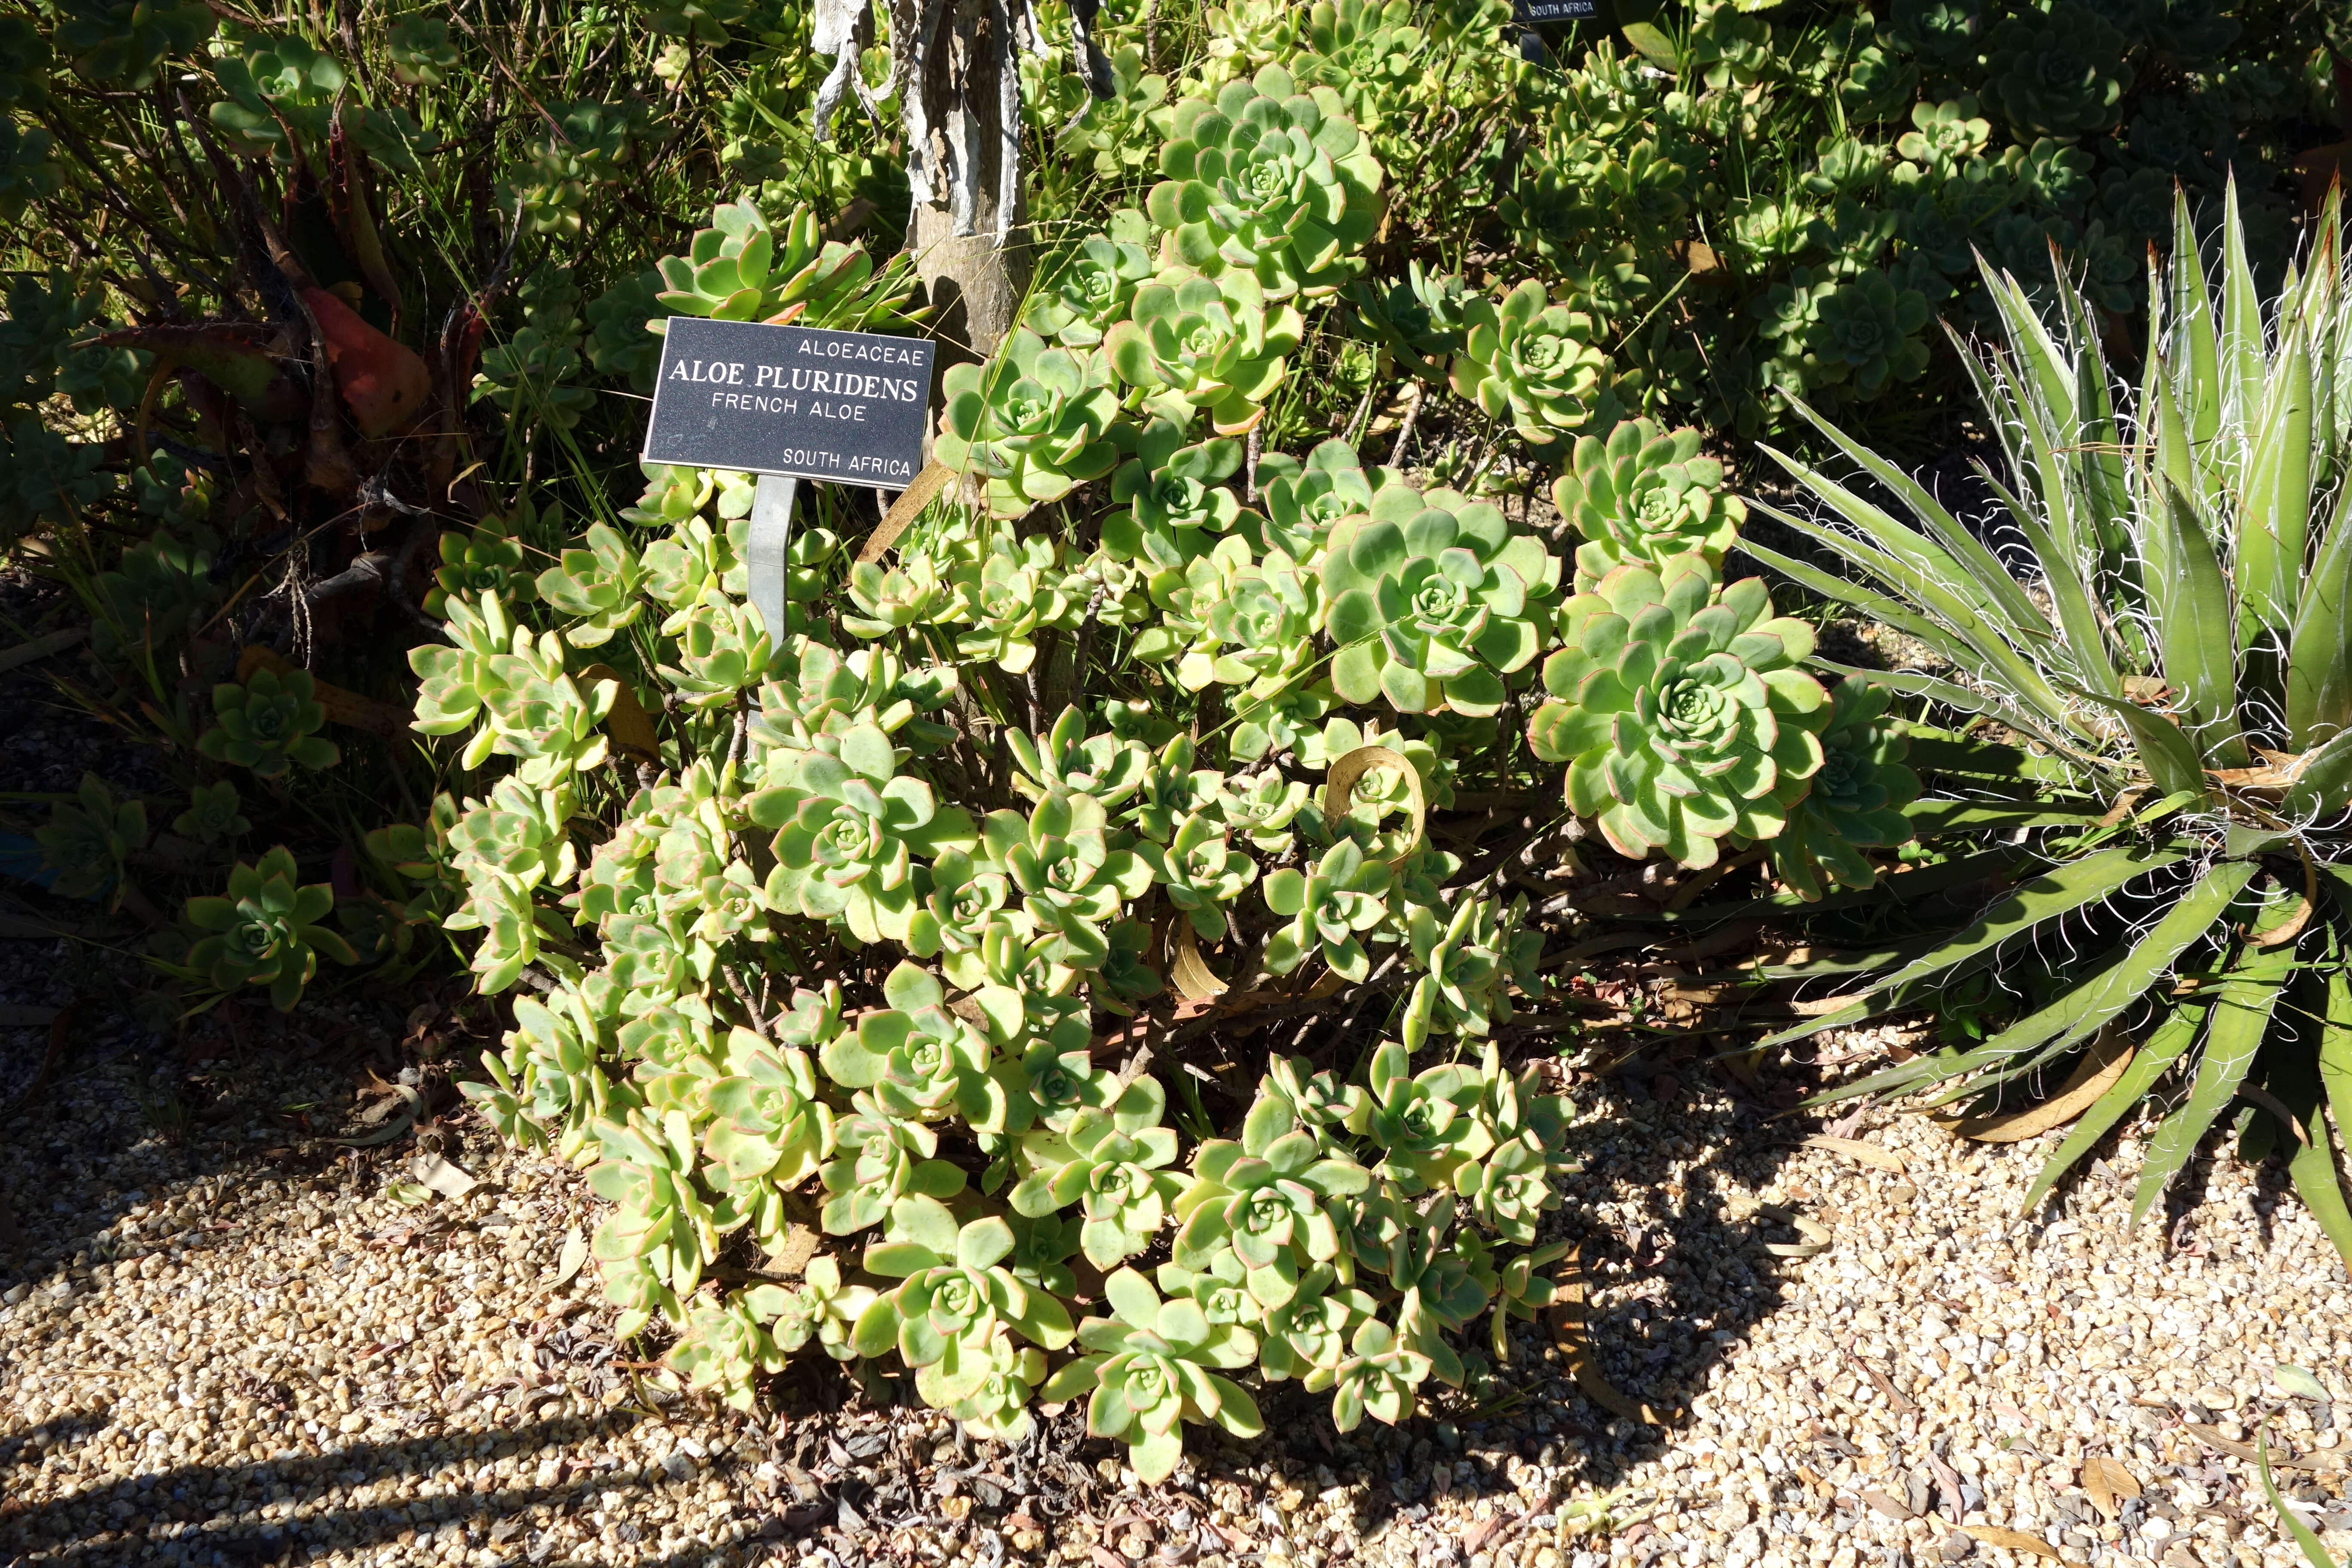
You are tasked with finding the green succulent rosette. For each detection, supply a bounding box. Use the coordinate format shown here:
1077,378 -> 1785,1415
56,0 -> 215,89
936,329 -> 1123,518
1346,262 -> 1472,381
1795,270 -> 1931,399
198,666 -> 340,778
1449,281 -> 1614,450
1321,485 -> 1559,717
181,845 -> 358,1010
1106,268 -> 1301,435
1553,420 -> 1746,591
35,772 -> 146,901
1525,554 -> 1829,868
1145,63 -> 1384,301
1028,234 -> 1154,348
654,200 -> 912,328
1980,2 -> 2132,138
1102,418 -> 1246,567
1896,96 -> 1992,174
1036,1266 -> 1263,1485
745,722 -> 979,946
1769,674 -> 1919,902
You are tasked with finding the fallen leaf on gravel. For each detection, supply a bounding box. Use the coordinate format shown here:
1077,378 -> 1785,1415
2275,1364 -> 2331,1401
413,1154 -> 480,1198
1549,1249 -> 1663,1424
1092,1546 -> 1133,1568
1950,1028 -> 2133,1142
1761,1213 -> 1832,1258
1845,1347 -> 1920,1415
1963,1525 -> 2059,1558
386,1180 -> 431,1207
1863,1488 -> 1917,1521
1802,1135 -> 1906,1173
2082,1455 -> 2140,1517
1460,1515 -> 1509,1552
554,1225 -> 589,1286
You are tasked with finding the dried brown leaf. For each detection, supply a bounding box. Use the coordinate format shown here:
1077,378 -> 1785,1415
2081,1455 -> 2140,1518
1802,1135 -> 1906,1173
1952,1028 -> 2135,1142
1963,1525 -> 2061,1558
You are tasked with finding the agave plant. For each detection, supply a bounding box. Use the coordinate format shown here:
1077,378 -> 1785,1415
1745,185 -> 2352,1261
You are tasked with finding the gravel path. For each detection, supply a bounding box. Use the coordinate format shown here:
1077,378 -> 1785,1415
4,1028 -> 2351,1568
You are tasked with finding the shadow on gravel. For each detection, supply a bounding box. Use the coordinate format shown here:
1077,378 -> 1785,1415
1204,1060 -> 1810,1551
0,1412 -> 842,1568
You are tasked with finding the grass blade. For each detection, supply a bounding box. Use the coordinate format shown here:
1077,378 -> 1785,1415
2257,1427 -> 2345,1568
2129,937 -> 2297,1225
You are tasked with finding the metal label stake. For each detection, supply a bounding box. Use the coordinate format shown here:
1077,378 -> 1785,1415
747,472 -> 800,642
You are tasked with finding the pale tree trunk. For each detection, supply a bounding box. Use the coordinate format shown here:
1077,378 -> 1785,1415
814,0 -> 1110,361
904,0 -> 1030,360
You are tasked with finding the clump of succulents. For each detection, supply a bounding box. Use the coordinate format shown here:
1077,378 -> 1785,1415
1527,554 -> 1829,869
1552,420 -> 1746,591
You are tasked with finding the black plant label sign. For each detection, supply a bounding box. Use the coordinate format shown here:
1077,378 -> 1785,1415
1513,0 -> 1596,18
641,316 -> 937,487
